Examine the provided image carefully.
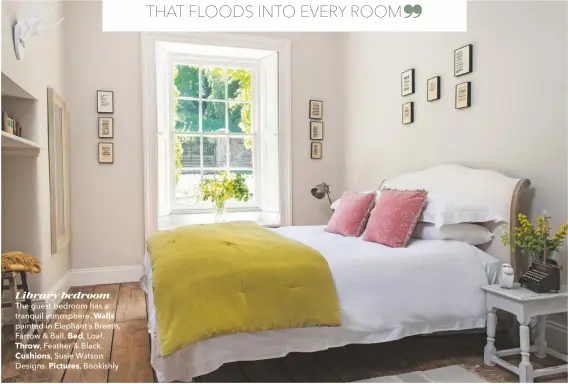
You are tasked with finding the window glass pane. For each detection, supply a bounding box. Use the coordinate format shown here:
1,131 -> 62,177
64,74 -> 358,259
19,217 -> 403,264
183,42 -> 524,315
201,68 -> 226,100
174,100 -> 199,132
176,135 -> 201,170
229,137 -> 253,168
175,169 -> 201,205
228,103 -> 251,134
227,69 -> 251,101
202,101 -> 226,132
203,136 -> 227,169
174,64 -> 199,98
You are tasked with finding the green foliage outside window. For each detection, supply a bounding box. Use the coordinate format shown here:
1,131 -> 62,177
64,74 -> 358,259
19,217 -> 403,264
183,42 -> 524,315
173,65 -> 253,180
174,138 -> 183,183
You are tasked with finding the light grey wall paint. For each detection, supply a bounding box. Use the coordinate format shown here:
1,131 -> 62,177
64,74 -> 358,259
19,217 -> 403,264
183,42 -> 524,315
64,3 -> 345,270
344,2 -> 568,278
1,1 -> 68,292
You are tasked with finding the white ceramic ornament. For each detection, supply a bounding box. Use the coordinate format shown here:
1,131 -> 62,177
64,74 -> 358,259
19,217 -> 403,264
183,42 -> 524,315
499,263 -> 515,289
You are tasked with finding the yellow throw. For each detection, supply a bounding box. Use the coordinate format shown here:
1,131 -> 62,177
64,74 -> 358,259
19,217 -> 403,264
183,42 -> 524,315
147,221 -> 341,356
2,251 -> 41,273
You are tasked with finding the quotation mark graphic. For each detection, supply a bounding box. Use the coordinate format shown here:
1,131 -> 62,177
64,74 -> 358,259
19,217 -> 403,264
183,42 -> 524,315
404,4 -> 422,18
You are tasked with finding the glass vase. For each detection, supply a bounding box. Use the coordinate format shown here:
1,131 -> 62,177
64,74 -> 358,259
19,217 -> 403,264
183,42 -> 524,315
214,204 -> 226,223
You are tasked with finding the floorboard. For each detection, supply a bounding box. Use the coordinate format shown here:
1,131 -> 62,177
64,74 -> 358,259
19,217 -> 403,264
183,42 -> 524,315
108,318 -> 154,383
62,284 -> 120,383
2,282 -> 566,383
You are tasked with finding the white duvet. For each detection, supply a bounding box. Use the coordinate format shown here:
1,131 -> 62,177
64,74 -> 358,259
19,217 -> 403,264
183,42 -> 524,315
142,225 -> 500,382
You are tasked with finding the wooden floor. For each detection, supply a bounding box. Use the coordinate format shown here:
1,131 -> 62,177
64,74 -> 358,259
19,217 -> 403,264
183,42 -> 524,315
2,282 -> 566,383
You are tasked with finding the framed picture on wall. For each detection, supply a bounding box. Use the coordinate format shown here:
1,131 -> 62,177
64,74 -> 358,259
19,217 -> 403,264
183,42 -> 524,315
455,82 -> 471,109
98,117 -> 114,138
402,102 -> 414,124
310,121 -> 323,140
401,69 -> 415,96
97,90 -> 114,113
454,44 -> 473,77
309,100 -> 323,120
98,142 -> 114,163
311,142 -> 322,159
427,76 -> 441,101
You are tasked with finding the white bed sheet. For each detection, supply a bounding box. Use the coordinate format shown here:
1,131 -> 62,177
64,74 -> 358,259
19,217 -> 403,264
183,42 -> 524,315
141,225 -> 501,382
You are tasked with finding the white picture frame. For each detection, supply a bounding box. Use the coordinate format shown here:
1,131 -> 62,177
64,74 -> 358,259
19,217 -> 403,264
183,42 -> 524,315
98,117 -> 114,138
97,90 -> 114,113
309,100 -> 323,120
454,44 -> 473,77
310,121 -> 323,140
98,142 -> 114,163
402,102 -> 414,125
401,69 -> 415,96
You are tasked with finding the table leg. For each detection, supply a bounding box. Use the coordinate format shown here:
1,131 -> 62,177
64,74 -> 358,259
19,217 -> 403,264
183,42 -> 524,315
519,322 -> 534,383
7,272 -> 21,340
484,308 -> 497,366
535,315 -> 547,358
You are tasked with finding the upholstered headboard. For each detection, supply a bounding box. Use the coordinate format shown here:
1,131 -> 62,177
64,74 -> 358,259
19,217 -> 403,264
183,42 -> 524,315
381,164 -> 531,280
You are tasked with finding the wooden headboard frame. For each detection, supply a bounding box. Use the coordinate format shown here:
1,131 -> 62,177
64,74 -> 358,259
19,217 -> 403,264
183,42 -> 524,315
380,164 -> 532,280
509,178 -> 532,280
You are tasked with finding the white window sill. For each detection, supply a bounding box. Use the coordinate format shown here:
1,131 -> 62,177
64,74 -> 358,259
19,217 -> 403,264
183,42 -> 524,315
158,211 -> 281,230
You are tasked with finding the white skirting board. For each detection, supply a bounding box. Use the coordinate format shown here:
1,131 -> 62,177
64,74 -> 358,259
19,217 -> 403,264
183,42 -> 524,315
547,317 -> 568,355
69,265 -> 144,287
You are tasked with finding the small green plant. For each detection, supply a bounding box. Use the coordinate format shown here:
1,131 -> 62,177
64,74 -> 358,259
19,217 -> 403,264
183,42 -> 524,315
198,170 -> 250,210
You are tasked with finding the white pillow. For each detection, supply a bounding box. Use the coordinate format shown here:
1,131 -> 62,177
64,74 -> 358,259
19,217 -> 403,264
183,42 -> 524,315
331,190 -> 377,211
418,196 -> 504,228
331,199 -> 341,210
412,222 -> 493,245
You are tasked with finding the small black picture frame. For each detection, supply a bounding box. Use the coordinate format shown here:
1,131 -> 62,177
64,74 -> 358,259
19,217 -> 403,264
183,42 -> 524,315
309,100 -> 323,120
401,69 -> 415,96
98,142 -> 114,164
454,44 -> 473,77
455,82 -> 472,109
98,117 -> 114,138
402,102 -> 414,125
427,76 -> 441,102
311,142 -> 322,159
310,121 -> 323,140
97,90 -> 114,113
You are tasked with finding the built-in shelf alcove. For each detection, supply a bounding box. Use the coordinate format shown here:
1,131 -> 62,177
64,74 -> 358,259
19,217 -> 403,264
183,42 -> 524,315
1,72 -> 42,293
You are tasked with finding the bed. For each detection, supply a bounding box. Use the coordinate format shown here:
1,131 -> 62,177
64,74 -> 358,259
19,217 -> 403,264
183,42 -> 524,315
141,164 -> 531,382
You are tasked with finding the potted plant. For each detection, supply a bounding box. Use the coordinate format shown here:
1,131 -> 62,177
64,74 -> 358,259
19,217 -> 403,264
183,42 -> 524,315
197,170 -> 250,223
501,213 -> 568,264
501,213 -> 566,290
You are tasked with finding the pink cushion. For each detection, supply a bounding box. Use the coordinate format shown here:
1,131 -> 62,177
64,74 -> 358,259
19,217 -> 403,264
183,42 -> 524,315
363,189 -> 428,248
325,192 -> 376,237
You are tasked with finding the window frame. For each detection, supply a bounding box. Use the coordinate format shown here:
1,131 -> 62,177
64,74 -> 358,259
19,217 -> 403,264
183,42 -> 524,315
168,54 -> 261,213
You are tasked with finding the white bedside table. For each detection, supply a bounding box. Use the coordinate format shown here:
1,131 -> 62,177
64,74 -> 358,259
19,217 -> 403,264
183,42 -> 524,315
482,284 -> 568,383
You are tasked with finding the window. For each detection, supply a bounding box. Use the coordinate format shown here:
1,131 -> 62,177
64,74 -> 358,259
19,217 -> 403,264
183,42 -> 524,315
172,64 -> 257,209
154,44 -> 282,222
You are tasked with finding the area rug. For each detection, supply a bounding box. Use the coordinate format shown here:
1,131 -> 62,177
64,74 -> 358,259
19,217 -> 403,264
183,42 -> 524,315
356,365 -> 488,382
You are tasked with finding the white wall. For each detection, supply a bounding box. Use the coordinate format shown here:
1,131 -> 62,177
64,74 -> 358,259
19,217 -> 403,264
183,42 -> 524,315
1,1 -> 68,292
64,1 -> 144,271
344,2 -> 567,274
64,2 -> 345,270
